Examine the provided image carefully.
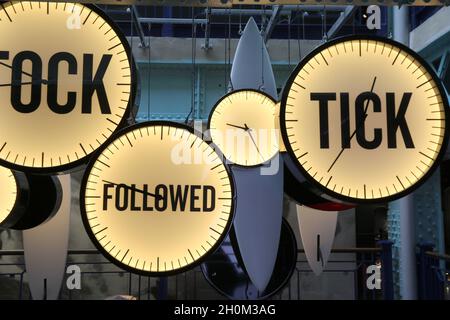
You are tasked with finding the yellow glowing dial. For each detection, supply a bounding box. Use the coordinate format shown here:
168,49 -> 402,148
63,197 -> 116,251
0,166 -> 18,225
81,122 -> 235,275
281,36 -> 449,203
208,90 -> 279,167
0,2 -> 134,172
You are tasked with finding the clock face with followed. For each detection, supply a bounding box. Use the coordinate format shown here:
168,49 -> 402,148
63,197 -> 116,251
80,122 -> 235,276
0,2 -> 135,173
280,36 -> 449,203
208,90 -> 279,167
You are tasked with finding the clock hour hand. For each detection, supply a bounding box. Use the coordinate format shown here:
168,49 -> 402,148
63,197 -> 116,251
226,123 -> 248,131
102,180 -> 160,199
327,76 -> 377,173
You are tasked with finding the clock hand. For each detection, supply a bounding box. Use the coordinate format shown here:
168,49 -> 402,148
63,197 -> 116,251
327,76 -> 377,173
0,61 -> 48,84
246,127 -> 265,161
0,61 -> 33,78
226,123 -> 248,131
102,180 -> 160,199
0,80 -> 48,87
0,82 -> 33,87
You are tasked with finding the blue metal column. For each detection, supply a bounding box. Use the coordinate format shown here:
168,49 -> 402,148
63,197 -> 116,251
392,6 -> 418,300
417,242 -> 435,299
161,7 -> 174,37
378,240 -> 394,300
157,277 -> 168,300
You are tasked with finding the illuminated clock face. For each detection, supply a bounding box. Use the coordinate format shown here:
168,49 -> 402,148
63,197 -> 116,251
0,167 -> 18,225
80,122 -> 235,275
208,90 -> 279,167
281,36 -> 449,203
0,2 -> 134,173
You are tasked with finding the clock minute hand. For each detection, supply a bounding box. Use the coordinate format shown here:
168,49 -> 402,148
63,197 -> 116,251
0,82 -> 33,87
226,123 -> 248,131
102,180 -> 160,199
0,61 -> 33,78
0,61 -> 48,83
246,127 -> 265,161
327,76 -> 377,173
0,80 -> 48,87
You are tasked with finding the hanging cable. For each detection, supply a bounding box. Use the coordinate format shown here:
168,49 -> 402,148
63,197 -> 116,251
287,14 -> 291,69
147,23 -> 151,122
321,6 -> 325,41
228,8 -> 233,91
302,10 -> 306,42
129,6 -> 135,123
238,5 -> 243,35
296,6 -> 301,62
323,5 -> 328,42
185,7 -> 197,124
223,9 -> 228,95
259,5 -> 265,92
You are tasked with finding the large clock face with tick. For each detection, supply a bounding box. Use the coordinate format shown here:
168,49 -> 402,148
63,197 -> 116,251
80,122 -> 235,275
208,89 -> 279,167
0,2 -> 134,173
280,36 -> 449,203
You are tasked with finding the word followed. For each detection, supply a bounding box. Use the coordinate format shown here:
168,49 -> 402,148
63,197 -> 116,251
102,183 -> 216,212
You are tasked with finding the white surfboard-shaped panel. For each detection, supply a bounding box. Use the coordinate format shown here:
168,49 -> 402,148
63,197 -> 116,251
23,174 -> 71,300
232,162 -> 283,293
229,17 -> 282,293
296,205 -> 338,276
230,17 -> 277,100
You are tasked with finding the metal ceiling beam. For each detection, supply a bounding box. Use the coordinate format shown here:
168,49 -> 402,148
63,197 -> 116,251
210,6 -> 347,15
263,5 -> 283,43
138,18 -> 208,24
22,0 -> 448,7
326,6 -> 358,39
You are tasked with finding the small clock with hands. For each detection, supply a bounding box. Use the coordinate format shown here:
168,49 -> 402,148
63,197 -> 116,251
208,89 -> 279,167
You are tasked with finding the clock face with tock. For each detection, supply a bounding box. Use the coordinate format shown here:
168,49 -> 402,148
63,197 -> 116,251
281,36 -> 449,203
0,2 -> 134,173
80,122 -> 235,275
209,90 -> 279,167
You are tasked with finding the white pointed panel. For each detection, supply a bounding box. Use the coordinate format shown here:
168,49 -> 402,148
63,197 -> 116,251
232,163 -> 283,292
230,17 -> 278,100
228,16 -> 281,293
23,174 -> 71,300
297,204 -> 338,276
227,15 -> 282,293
